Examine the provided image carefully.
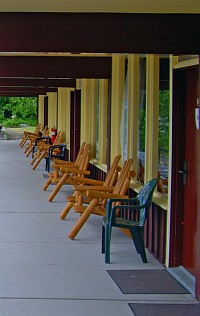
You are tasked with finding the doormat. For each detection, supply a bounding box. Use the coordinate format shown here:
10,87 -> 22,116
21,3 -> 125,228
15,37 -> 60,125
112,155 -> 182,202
128,303 -> 200,316
107,269 -> 190,294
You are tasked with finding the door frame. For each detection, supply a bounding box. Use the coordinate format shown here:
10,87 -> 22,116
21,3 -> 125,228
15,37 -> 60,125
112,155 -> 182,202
196,59 -> 200,300
170,62 -> 200,300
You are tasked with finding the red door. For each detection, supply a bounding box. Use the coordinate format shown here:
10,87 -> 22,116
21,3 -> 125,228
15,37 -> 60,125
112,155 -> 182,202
182,67 -> 199,275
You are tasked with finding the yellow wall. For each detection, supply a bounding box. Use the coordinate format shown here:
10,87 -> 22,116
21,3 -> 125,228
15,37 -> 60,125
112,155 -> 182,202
98,79 -> 108,165
145,54 -> 159,182
47,92 -> 57,129
110,54 -> 125,164
81,79 -> 98,158
127,54 -> 140,174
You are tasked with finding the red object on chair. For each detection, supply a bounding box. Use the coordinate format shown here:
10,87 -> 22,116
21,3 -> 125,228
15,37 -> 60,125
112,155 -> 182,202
51,127 -> 57,144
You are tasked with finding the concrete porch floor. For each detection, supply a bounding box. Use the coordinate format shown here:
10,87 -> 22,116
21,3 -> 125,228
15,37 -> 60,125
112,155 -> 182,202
0,139 -> 197,315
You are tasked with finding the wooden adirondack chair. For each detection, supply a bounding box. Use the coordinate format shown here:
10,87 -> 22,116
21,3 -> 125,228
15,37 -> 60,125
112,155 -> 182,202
24,126 -> 50,157
47,143 -> 91,202
66,159 -> 136,240
31,131 -> 64,170
19,123 -> 41,148
59,154 -> 121,220
70,154 -> 121,188
42,141 -> 87,191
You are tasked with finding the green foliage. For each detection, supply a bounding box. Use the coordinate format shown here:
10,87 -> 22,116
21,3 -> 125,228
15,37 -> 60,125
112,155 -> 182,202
2,118 -> 37,127
159,90 -> 170,152
138,91 -> 146,152
139,109 -> 146,152
0,97 -> 37,126
138,90 -> 169,154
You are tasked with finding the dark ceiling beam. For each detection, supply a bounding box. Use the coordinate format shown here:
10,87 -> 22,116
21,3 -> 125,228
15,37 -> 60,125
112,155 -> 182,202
0,92 -> 40,98
0,56 -> 112,79
0,87 -> 57,93
0,78 -> 76,88
0,92 -> 41,97
0,13 -> 199,54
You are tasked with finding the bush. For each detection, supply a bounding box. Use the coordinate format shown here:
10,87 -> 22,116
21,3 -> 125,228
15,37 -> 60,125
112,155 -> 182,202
2,118 -> 37,127
0,97 -> 37,126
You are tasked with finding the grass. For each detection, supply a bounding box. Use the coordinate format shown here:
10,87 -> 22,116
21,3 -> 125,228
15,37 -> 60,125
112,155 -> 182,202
3,126 -> 36,140
7,127 -> 36,133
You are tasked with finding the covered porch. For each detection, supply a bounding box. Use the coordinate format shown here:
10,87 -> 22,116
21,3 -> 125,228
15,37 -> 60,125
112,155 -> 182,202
0,138 -> 198,315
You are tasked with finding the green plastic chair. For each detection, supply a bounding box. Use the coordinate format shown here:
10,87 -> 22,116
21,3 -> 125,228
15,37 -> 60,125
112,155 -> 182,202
102,178 -> 158,263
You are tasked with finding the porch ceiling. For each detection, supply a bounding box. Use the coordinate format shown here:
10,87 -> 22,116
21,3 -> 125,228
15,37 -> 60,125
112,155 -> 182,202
0,78 -> 76,97
0,10 -> 199,96
0,55 -> 111,95
0,13 -> 199,54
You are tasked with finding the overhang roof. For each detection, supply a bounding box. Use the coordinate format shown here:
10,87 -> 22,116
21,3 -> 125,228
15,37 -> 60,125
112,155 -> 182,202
0,4 -> 199,96
0,13 -> 199,54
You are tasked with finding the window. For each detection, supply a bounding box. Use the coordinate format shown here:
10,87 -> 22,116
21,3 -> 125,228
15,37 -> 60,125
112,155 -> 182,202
121,64 -> 128,161
138,56 -> 146,182
96,81 -> 100,160
96,79 -> 109,165
157,58 -> 170,195
158,92 -> 169,195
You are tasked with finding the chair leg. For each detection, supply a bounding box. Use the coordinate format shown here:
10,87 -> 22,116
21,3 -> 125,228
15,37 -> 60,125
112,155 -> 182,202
105,223 -> 112,264
45,157 -> 50,172
26,145 -> 33,157
60,201 -> 74,220
130,228 -> 147,263
32,146 -> 36,158
24,145 -> 29,153
42,177 -> 52,191
19,137 -> 25,147
130,229 -> 140,254
102,224 -> 105,254
32,151 -> 46,170
31,152 -> 39,165
68,198 -> 99,240
48,173 -> 69,202
20,134 -> 29,147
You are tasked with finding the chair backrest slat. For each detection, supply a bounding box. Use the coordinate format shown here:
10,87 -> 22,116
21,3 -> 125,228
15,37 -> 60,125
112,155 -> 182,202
75,142 -> 87,165
104,155 -> 121,187
53,131 -> 63,145
113,159 -> 133,194
34,123 -> 41,134
137,178 -> 158,224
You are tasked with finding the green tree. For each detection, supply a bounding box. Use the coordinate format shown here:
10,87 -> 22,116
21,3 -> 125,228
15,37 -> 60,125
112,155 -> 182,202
0,97 -> 37,126
159,90 -> 170,152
